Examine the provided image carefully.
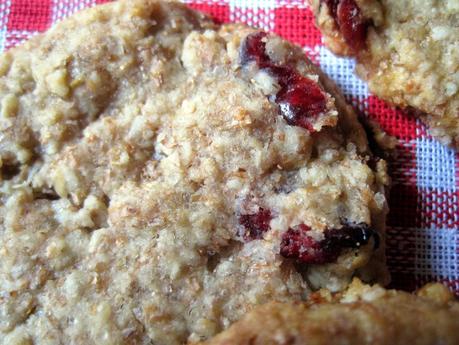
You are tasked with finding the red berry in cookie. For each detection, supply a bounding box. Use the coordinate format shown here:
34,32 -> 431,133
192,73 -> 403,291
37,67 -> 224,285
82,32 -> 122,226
280,224 -> 332,264
240,31 -> 270,67
323,0 -> 339,18
337,0 -> 368,51
241,33 -> 327,132
275,70 -> 328,131
280,222 -> 377,264
322,0 -> 368,52
239,208 -> 272,240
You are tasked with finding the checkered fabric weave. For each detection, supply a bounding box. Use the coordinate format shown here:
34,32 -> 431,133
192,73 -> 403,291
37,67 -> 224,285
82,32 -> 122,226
0,0 -> 457,295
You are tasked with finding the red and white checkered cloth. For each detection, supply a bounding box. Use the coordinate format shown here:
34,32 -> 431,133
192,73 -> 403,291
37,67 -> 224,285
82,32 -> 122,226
0,0 -> 458,295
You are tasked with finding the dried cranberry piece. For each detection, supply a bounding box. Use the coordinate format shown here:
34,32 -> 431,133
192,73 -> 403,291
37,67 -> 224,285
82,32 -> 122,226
322,0 -> 369,52
323,0 -> 339,18
275,72 -> 328,132
280,221 -> 377,264
324,221 -> 376,250
239,208 -> 272,241
280,224 -> 334,264
240,32 -> 270,67
336,0 -> 368,52
240,33 -> 328,132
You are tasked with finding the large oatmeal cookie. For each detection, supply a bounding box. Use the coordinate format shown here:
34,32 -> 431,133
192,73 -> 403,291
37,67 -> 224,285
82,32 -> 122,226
310,0 -> 459,147
202,279 -> 459,345
0,1 -> 389,344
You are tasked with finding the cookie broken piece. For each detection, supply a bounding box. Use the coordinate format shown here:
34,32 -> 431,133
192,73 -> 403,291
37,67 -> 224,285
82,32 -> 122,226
310,0 -> 459,148
0,1 -> 389,344
201,279 -> 459,345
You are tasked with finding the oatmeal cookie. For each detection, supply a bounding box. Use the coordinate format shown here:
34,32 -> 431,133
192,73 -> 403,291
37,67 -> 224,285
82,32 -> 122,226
202,279 -> 459,345
310,0 -> 459,147
0,1 -> 389,344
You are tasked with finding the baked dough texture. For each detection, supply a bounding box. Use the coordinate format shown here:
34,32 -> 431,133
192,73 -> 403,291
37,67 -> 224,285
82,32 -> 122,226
0,1 -> 389,344
202,279 -> 459,345
310,0 -> 459,148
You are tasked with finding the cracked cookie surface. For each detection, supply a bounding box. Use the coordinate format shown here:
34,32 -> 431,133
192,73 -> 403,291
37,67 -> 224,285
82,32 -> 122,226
0,1 -> 389,344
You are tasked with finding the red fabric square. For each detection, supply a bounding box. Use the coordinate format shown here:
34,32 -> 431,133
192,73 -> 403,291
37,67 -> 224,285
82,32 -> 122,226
365,96 -> 420,141
417,189 -> 459,230
7,0 -> 52,32
187,3 -> 230,24
387,272 -> 418,292
274,7 -> 321,47
389,141 -> 417,186
386,226 -> 417,291
387,185 -> 419,229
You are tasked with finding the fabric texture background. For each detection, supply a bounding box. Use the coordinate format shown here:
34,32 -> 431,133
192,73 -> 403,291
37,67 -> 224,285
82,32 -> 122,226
0,0 -> 457,295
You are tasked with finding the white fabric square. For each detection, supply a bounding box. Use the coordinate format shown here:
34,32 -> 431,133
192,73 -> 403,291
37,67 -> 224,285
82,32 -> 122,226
416,138 -> 456,190
415,228 -> 458,279
0,0 -> 11,52
230,5 -> 274,31
0,0 -> 11,27
229,0 -> 277,9
0,28 -> 6,53
318,46 -> 369,99
276,0 -> 309,8
182,0 -> 230,4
